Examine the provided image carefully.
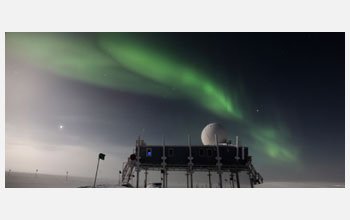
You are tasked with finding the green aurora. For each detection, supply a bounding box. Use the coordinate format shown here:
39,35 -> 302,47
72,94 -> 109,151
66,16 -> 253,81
6,32 -> 299,162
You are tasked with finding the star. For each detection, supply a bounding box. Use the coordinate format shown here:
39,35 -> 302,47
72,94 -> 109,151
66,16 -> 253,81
59,125 -> 64,129
256,109 -> 260,113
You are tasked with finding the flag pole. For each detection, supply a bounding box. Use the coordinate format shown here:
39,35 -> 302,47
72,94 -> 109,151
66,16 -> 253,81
93,156 -> 100,188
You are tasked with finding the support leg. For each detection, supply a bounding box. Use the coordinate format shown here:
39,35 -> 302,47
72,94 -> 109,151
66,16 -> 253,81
136,169 -> 140,188
236,171 -> 240,188
249,173 -> 254,188
162,170 -> 166,188
166,170 -> 168,188
186,171 -> 189,188
208,170 -> 212,188
190,170 -> 193,188
144,169 -> 148,188
230,172 -> 235,188
218,171 -> 223,188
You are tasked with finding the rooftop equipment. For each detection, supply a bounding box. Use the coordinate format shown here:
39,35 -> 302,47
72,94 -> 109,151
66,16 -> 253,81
121,123 -> 263,188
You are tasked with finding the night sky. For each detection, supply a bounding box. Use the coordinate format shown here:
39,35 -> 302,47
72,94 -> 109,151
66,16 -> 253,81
5,33 -> 344,186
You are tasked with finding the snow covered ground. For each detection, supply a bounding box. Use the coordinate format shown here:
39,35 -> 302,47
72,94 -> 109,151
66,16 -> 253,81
254,181 -> 344,188
5,172 -> 120,188
5,172 -> 344,188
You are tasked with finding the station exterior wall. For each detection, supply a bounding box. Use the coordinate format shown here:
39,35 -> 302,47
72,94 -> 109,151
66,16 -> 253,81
138,146 -> 248,167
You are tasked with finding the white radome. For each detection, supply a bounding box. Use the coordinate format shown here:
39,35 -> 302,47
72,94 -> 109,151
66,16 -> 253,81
201,123 -> 227,145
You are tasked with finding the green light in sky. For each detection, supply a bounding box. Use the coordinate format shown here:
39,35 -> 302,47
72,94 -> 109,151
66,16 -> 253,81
98,33 -> 243,119
6,33 -> 176,98
6,32 -> 299,162
6,32 -> 242,120
250,125 -> 298,162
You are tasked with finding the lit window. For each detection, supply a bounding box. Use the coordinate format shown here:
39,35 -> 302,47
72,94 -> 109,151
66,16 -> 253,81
146,148 -> 152,157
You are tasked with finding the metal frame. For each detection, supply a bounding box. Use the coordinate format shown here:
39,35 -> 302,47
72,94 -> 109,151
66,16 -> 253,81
122,136 -> 263,188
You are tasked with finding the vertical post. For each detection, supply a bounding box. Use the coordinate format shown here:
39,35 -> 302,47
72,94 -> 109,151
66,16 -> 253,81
186,171 -> 189,188
66,171 -> 69,181
136,167 -> 139,188
236,171 -> 241,188
118,170 -> 121,186
215,134 -> 223,188
249,173 -> 254,188
208,170 -> 212,188
162,136 -> 167,188
136,136 -> 141,188
190,171 -> 193,188
188,135 -> 194,188
230,172 -> 235,188
121,162 -> 125,185
144,169 -> 148,188
93,157 -> 100,188
236,171 -> 240,188
190,174 -> 193,188
166,171 -> 169,188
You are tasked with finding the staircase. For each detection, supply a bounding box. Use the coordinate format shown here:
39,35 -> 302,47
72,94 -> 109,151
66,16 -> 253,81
121,155 -> 136,185
247,161 -> 264,185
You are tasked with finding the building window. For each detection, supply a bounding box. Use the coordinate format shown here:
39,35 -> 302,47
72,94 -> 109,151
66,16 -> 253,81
207,148 -> 213,157
199,148 -> 205,157
168,148 -> 174,157
146,148 -> 152,157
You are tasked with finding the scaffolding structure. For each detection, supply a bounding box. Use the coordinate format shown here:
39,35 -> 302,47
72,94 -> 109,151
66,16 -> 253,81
122,135 -> 263,188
